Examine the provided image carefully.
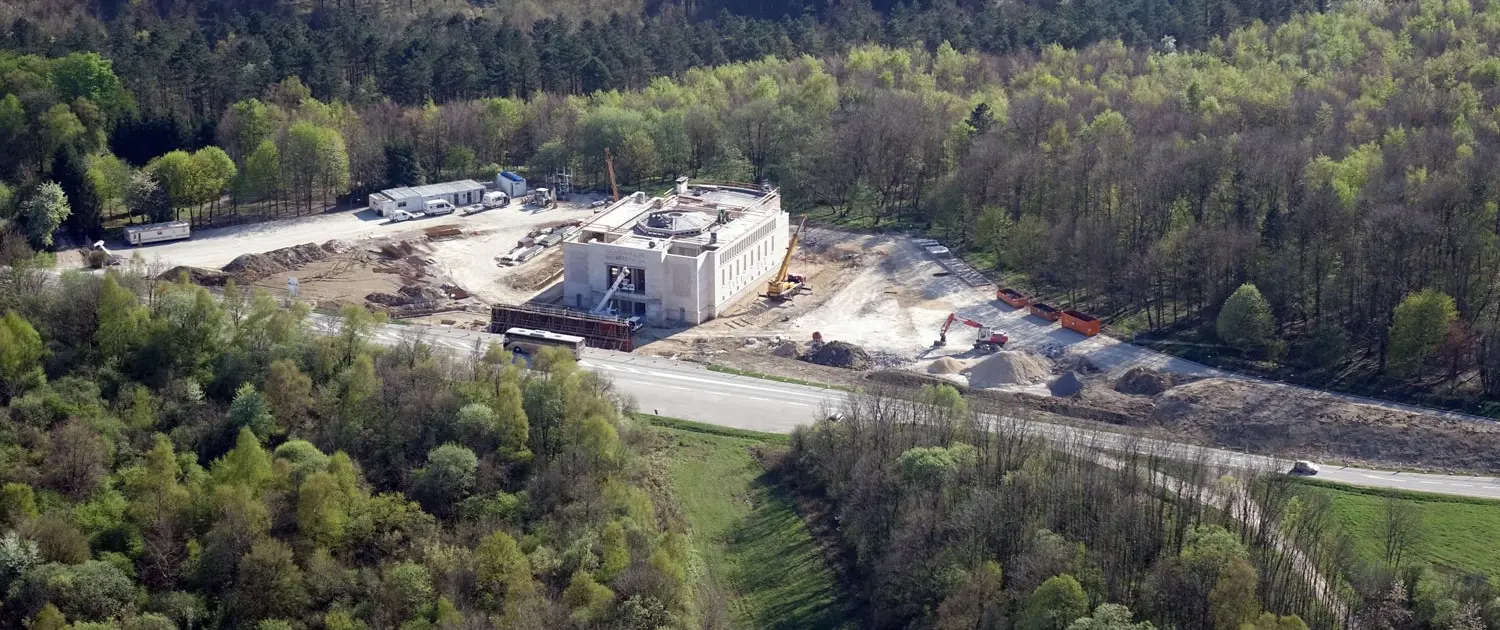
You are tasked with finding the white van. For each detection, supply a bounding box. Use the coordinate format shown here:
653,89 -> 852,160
390,210 -> 421,222
424,199 -> 457,216
483,191 -> 509,209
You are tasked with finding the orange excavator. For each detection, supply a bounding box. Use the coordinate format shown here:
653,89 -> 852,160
935,313 -> 1008,353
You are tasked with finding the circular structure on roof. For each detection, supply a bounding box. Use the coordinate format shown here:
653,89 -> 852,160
635,210 -> 715,237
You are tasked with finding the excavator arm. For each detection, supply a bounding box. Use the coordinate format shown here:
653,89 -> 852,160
935,313 -> 990,347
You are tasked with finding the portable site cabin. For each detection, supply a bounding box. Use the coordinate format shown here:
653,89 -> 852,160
123,221 -> 191,246
368,180 -> 486,217
496,172 -> 527,198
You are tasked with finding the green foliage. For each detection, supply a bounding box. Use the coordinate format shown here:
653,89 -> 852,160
1239,613 -> 1309,630
228,384 -> 279,439
213,428 -> 274,490
233,539 -> 310,623
412,444 -> 478,519
19,182 -> 71,248
0,310 -> 46,399
561,570 -> 615,623
474,530 -> 535,606
1019,575 -> 1091,630
935,561 -> 1005,630
597,521 -> 629,583
1388,289 -> 1458,377
378,562 -> 435,624
1068,604 -> 1155,630
1216,284 -> 1276,353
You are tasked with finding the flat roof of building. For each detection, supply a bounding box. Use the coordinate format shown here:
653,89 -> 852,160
574,183 -> 779,251
382,179 -> 485,199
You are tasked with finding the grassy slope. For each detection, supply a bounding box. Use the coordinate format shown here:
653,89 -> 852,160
1294,479 -> 1500,576
649,418 -> 851,629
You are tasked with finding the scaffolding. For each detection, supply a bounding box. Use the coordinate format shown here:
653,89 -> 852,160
550,168 -> 574,198
490,303 -> 636,352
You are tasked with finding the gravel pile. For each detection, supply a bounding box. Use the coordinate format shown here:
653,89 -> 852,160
1115,367 -> 1172,396
771,341 -> 800,358
965,351 -> 1052,388
159,265 -> 228,286
804,341 -> 872,370
1049,371 -> 1086,397
928,357 -> 967,374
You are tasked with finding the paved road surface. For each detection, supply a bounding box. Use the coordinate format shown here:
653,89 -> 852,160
310,314 -> 1500,501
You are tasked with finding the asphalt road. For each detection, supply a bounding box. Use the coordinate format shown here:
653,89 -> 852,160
309,314 -> 1500,501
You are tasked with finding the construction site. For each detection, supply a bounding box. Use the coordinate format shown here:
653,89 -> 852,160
79,172 -> 1500,475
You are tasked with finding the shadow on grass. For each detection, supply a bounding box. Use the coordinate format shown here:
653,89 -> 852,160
724,471 -> 853,630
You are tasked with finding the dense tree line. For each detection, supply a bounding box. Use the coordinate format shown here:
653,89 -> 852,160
787,386 -> 1500,629
0,264 -> 699,629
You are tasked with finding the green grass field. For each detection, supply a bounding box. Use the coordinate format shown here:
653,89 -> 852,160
650,418 -> 852,629
1294,479 -> 1500,576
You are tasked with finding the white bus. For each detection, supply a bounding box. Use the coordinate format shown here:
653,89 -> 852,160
502,327 -> 586,358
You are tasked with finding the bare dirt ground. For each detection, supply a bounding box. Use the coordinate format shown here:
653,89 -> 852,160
91,195 -> 608,315
637,229 -> 1500,473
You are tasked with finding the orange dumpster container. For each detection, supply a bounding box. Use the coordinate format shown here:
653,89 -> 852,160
1029,302 -> 1062,322
1060,310 -> 1101,336
997,288 -> 1030,308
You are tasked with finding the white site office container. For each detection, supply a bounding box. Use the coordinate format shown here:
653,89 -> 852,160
123,221 -> 191,246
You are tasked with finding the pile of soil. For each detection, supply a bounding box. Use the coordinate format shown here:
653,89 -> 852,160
928,357 -> 967,374
804,341 -> 872,370
223,242 -> 333,283
771,341 -> 800,358
1115,367 -> 1172,396
964,351 -> 1052,388
1049,371 -> 1086,397
1152,378 -> 1500,472
365,292 -> 404,306
159,265 -> 228,286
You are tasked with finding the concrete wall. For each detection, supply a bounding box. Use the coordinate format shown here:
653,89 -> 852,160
561,204 -> 788,325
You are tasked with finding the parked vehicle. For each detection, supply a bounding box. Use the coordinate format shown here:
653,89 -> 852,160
390,210 -> 421,222
503,327 -> 586,359
483,191 -> 509,208
123,221 -> 191,246
424,199 -> 457,216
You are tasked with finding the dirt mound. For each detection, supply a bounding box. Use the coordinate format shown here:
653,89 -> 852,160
928,357 -> 967,374
160,265 -> 228,286
964,351 -> 1052,388
223,242 -> 332,283
804,341 -> 872,370
1049,371 -> 1086,397
1115,367 -> 1172,396
771,341 -> 800,358
1153,378 -> 1500,472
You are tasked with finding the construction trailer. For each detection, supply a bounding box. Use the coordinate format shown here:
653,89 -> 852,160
490,303 -> 638,352
368,180 -> 486,218
123,221 -> 191,246
496,172 -> 527,198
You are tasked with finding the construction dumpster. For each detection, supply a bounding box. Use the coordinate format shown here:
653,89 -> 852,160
997,288 -> 1030,308
1029,302 -> 1062,322
1060,310 -> 1101,336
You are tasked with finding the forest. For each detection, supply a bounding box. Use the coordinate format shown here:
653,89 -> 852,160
0,263 -> 705,629
787,387 -> 1500,629
2,0 -> 1499,403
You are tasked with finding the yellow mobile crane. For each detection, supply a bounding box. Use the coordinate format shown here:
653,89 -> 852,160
764,215 -> 810,300
604,148 -> 620,202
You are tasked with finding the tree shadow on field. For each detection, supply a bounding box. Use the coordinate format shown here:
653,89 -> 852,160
724,470 -> 855,630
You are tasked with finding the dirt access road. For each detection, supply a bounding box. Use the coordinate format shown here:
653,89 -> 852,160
90,204 -> 599,271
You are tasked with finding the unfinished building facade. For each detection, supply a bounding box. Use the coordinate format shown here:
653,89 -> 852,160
562,181 -> 788,325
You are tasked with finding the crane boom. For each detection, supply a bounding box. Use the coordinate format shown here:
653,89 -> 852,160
593,267 -> 632,314
764,215 -> 808,299
604,148 -> 620,202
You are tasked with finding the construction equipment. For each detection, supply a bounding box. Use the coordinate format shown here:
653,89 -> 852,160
763,215 -> 810,300
593,267 -> 633,315
935,313 -> 1008,353
604,148 -> 620,202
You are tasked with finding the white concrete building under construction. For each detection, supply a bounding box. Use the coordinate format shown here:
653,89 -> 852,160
368,180 -> 486,217
562,180 -> 788,324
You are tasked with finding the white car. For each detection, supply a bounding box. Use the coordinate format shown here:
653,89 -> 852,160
390,210 -> 420,222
